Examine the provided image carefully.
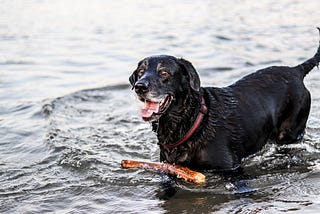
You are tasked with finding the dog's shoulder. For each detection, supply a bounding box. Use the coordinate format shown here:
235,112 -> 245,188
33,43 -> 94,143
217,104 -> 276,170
201,86 -> 239,121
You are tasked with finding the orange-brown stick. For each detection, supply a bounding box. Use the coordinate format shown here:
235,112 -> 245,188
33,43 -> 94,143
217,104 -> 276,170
121,160 -> 205,184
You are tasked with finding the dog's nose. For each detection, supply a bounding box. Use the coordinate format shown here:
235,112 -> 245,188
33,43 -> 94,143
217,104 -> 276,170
134,81 -> 149,94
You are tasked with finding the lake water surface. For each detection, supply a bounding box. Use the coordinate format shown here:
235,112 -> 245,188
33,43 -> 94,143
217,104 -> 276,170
1,0 -> 320,213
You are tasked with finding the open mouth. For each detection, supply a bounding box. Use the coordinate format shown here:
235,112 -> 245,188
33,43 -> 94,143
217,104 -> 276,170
140,95 -> 173,121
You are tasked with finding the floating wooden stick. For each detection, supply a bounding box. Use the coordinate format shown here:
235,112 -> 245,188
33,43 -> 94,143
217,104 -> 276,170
121,159 -> 206,184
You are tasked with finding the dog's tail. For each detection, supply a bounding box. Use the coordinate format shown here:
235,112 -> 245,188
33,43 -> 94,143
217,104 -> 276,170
297,27 -> 320,77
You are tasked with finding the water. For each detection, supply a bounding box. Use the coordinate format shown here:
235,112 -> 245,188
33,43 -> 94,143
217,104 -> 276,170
1,0 -> 320,213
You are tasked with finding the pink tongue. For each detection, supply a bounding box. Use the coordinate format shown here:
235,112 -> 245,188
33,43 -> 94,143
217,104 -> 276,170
141,101 -> 160,118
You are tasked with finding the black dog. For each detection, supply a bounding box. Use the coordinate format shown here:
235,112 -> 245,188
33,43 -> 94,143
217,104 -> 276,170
129,30 -> 320,171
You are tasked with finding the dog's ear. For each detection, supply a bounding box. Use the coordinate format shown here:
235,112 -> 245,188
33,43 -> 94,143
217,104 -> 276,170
178,58 -> 201,92
129,60 -> 144,89
129,69 -> 138,89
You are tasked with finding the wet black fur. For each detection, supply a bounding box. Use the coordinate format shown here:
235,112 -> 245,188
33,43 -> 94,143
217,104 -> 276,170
129,31 -> 320,171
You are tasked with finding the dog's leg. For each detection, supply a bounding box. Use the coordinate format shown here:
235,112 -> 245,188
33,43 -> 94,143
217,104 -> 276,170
157,173 -> 178,199
224,168 -> 256,194
277,92 -> 311,144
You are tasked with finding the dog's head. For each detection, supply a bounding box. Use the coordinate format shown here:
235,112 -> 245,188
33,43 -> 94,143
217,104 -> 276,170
129,55 -> 200,122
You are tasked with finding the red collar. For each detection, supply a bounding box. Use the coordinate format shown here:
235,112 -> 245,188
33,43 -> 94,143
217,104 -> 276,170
161,97 -> 207,149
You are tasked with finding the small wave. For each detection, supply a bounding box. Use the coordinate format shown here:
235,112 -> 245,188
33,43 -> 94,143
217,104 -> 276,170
0,60 -> 34,65
58,148 -> 96,169
82,84 -> 131,91
215,35 -> 232,41
259,60 -> 283,65
201,67 -> 234,73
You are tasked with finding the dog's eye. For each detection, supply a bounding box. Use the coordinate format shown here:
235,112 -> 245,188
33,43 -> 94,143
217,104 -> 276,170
137,69 -> 145,77
160,70 -> 170,77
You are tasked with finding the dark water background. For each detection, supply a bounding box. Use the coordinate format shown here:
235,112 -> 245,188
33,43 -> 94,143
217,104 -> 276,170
1,0 -> 320,213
